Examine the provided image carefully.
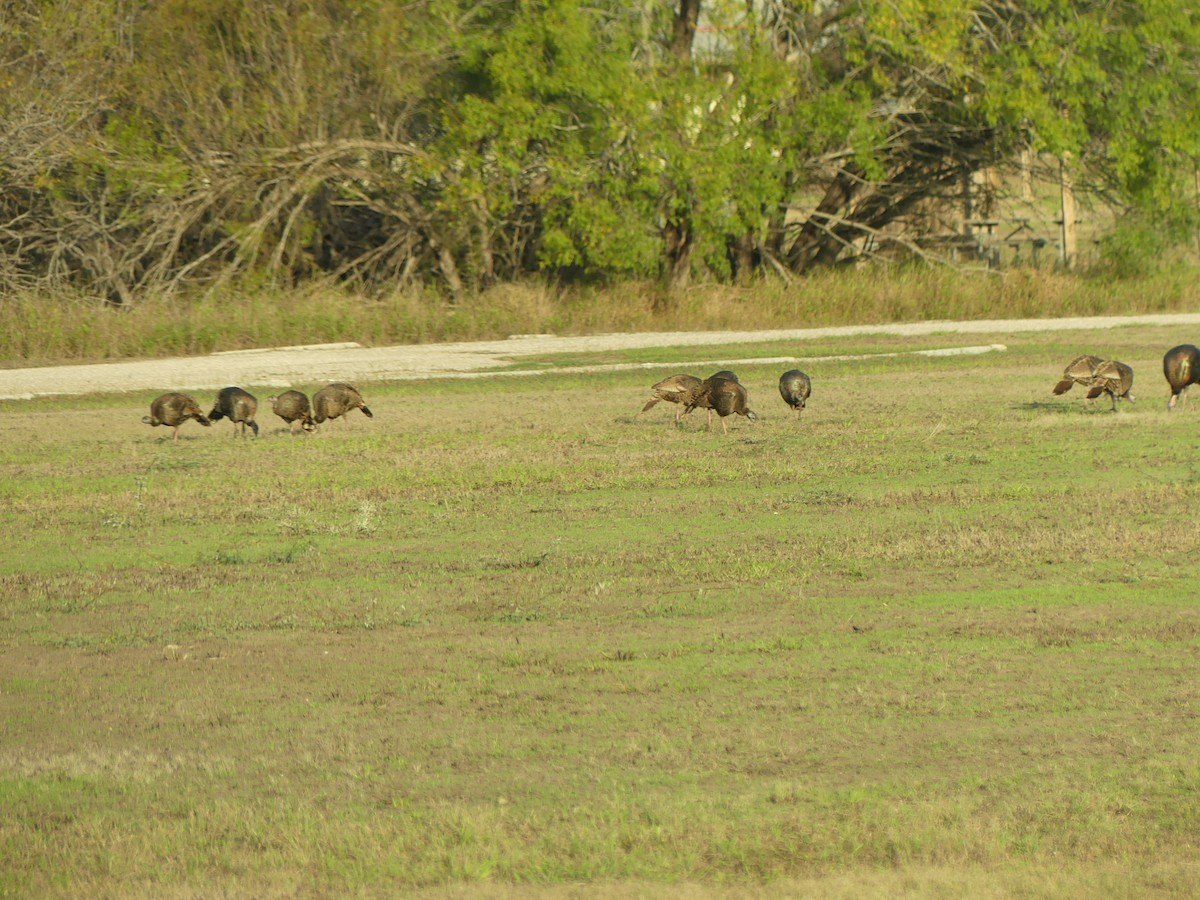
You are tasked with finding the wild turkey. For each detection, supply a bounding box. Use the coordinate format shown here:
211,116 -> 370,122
268,390 -> 317,434
684,371 -> 737,431
1085,360 -> 1135,411
778,369 -> 812,418
312,382 -> 374,425
1163,344 -> 1200,410
684,372 -> 757,433
641,374 -> 702,423
1052,355 -> 1104,397
142,392 -> 211,441
208,386 -> 259,437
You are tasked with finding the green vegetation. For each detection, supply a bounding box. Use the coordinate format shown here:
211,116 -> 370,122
3,323 -> 1200,895
3,1 -> 1200,297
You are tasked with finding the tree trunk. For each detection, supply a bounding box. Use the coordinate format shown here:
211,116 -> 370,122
427,234 -> 464,303
767,171 -> 794,260
786,164 -> 861,272
474,198 -> 495,288
729,231 -> 756,284
663,221 -> 692,289
672,0 -> 700,59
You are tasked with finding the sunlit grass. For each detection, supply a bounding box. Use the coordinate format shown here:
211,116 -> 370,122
3,264 -> 1200,365
2,323 -> 1200,895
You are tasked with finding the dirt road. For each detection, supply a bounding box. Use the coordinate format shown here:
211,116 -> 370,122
3,312 -> 1199,400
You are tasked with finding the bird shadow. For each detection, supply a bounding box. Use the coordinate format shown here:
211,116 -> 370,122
1013,400 -> 1105,414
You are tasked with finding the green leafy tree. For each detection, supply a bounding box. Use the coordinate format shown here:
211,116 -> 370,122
773,0 -> 1200,271
3,0 -> 1200,298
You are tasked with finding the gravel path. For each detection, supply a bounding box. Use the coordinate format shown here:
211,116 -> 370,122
3,312 -> 1199,400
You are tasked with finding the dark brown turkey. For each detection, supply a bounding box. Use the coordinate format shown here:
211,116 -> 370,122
641,374 -> 702,423
142,392 -> 211,441
1163,344 -> 1200,410
1052,355 -> 1104,398
208,386 -> 259,437
684,372 -> 757,433
1085,360 -> 1135,411
268,390 -> 317,434
313,383 -> 374,425
778,369 -> 812,418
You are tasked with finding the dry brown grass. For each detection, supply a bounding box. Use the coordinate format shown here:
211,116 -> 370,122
3,265 -> 1200,366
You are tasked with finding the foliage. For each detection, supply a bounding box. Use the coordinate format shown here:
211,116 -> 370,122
2,0 -> 1200,298
974,0 -> 1200,204
1096,210 -> 1198,278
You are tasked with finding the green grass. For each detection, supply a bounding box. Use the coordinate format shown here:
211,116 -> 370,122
3,324 -> 1200,896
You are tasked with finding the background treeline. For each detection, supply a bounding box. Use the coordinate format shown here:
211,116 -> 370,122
3,0 -> 1200,306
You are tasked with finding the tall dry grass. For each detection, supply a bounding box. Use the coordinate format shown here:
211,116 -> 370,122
2,264 -> 1198,365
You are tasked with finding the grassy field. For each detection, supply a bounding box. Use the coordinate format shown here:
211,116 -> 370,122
3,322 -> 1200,897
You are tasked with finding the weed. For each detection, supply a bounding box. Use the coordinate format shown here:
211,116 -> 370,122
353,501 -> 378,535
270,542 -> 317,564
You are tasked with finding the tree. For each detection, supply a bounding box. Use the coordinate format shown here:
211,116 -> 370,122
2,0 -> 1200,299
768,0 -> 1200,272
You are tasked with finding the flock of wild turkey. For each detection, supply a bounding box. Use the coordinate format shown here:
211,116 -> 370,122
639,368 -> 810,432
141,382 -> 373,440
636,341 -> 1200,432
1052,343 -> 1200,412
140,342 -> 1200,440
1051,355 -> 1136,410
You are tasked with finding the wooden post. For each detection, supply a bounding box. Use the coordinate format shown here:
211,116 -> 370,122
961,170 -> 974,236
1059,154 -> 1076,270
1194,167 -> 1200,259
1021,147 -> 1034,202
